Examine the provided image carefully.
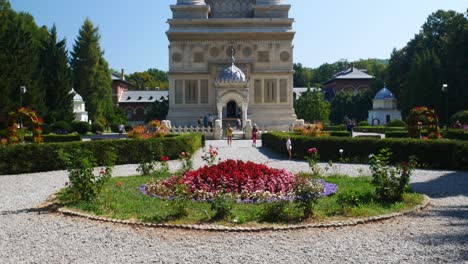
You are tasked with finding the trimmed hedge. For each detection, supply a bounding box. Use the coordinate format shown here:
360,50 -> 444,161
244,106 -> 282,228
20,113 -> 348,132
0,133 -> 203,175
262,132 -> 468,170
353,126 -> 406,133
25,134 -> 82,143
444,129 -> 468,141
323,125 -> 346,131
385,131 -> 409,138
328,131 -> 351,137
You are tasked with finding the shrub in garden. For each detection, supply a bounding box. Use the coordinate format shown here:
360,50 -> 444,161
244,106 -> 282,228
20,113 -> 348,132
386,119 -> 406,127
260,200 -> 290,222
407,106 -> 439,138
0,133 -> 202,175
110,124 -> 120,133
306,147 -> 320,176
71,121 -> 90,135
210,196 -> 233,220
294,177 -> 325,218
201,145 -> 219,166
58,148 -> 116,202
328,131 -> 351,137
262,132 -> 468,170
450,110 -> 468,126
91,122 -> 105,134
369,149 -> 416,202
337,191 -> 361,213
358,121 -> 370,127
51,121 -> 72,134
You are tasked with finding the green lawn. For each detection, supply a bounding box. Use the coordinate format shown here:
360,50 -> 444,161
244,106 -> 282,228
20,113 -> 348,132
59,172 -> 424,226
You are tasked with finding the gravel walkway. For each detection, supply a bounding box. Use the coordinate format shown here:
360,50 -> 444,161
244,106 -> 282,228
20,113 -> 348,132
0,140 -> 467,263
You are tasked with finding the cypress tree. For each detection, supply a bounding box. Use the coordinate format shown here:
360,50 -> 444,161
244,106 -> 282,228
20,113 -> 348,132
70,18 -> 113,123
40,25 -> 74,123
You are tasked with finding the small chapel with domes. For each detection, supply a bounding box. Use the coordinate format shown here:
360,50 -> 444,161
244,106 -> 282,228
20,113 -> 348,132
166,0 -> 297,130
367,86 -> 402,126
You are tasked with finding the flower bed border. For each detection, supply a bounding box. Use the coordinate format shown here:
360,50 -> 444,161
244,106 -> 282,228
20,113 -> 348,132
54,195 -> 430,232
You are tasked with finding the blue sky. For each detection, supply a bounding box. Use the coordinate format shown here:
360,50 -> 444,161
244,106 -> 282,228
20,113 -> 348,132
9,0 -> 468,73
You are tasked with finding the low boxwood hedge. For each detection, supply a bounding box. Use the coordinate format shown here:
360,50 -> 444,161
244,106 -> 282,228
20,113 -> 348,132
262,132 -> 468,170
0,133 -> 203,175
328,131 -> 351,137
385,131 -> 409,138
353,126 -> 406,133
24,134 -> 82,143
444,129 -> 468,141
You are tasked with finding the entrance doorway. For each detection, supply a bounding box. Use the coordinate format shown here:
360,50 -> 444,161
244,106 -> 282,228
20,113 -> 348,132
227,101 -> 237,118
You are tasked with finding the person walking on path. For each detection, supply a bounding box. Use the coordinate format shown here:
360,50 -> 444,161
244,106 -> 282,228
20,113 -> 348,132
226,124 -> 234,147
252,124 -> 258,147
286,136 -> 292,160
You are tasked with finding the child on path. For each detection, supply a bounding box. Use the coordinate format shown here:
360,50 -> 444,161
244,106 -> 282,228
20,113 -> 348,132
252,124 -> 258,147
226,124 -> 233,147
286,137 -> 292,160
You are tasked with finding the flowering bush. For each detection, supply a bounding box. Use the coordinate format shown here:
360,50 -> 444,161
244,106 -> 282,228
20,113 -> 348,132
407,106 -> 439,138
178,151 -> 193,173
144,160 -> 337,204
369,149 -> 417,202
201,145 -> 219,166
306,147 -> 320,176
294,123 -> 327,137
58,149 -> 115,202
7,107 -> 44,144
126,120 -> 167,139
137,156 -> 170,176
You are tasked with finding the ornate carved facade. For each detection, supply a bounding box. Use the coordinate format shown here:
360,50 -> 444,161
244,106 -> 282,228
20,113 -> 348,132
166,0 -> 297,130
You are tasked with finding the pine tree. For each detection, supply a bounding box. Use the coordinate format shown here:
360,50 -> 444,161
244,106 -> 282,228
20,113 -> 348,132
70,18 -> 113,122
0,3 -> 47,118
40,25 -> 74,123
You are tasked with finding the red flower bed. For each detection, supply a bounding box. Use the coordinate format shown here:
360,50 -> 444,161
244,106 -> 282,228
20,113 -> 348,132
146,160 -> 297,201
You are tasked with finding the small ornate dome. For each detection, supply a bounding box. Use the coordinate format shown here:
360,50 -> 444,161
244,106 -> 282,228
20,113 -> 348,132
256,0 -> 284,4
71,89 -> 84,102
176,0 -> 205,5
375,86 -> 395,100
217,63 -> 247,83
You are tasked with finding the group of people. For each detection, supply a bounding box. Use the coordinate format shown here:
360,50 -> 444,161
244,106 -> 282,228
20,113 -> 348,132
198,114 -> 215,128
225,123 -> 258,147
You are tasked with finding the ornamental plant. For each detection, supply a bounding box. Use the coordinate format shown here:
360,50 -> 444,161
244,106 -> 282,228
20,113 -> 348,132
178,151 -> 193,173
144,160 -> 337,203
126,120 -> 167,139
306,147 -> 320,176
137,156 -> 170,176
294,177 -> 325,218
201,145 -> 220,166
369,149 -> 417,202
58,149 -> 116,202
7,107 -> 44,144
407,106 -> 439,138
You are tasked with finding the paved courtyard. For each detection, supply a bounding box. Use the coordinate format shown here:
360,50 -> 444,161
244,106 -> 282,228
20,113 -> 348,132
0,140 -> 467,263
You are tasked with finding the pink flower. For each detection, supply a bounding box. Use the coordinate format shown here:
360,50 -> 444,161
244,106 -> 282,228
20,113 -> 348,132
308,148 -> 317,154
100,168 -> 106,174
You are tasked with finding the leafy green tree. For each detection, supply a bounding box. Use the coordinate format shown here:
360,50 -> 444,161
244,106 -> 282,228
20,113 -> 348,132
146,96 -> 169,122
388,10 -> 468,124
127,68 -> 169,90
70,18 -> 114,122
330,91 -> 373,124
40,25 -> 74,123
0,2 -> 47,118
295,88 -> 330,123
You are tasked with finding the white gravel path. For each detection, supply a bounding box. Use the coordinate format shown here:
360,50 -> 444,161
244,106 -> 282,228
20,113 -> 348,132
0,140 -> 467,263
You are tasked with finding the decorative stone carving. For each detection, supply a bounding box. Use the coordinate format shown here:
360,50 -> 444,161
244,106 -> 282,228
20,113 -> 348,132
206,0 -> 253,18
280,51 -> 290,62
242,47 -> 253,57
172,52 -> 183,63
257,51 -> 270,63
226,46 -> 236,57
193,52 -> 205,63
209,47 -> 220,57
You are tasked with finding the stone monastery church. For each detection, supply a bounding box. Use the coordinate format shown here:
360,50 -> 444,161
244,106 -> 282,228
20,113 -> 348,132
166,0 -> 297,130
